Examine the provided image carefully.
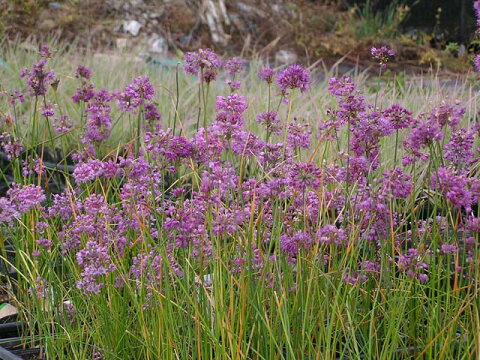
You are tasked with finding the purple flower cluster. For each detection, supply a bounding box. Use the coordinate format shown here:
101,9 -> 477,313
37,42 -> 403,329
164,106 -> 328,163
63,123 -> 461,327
397,248 -> 428,283
9,89 -> 25,105
0,184 -> 45,225
381,168 -> 412,199
443,128 -> 474,166
258,67 -> 275,84
3,45 -> 480,312
117,77 -> 155,111
475,55 -> 480,73
76,65 -> 91,79
277,64 -> 310,94
256,111 -> 281,134
280,231 -> 313,261
402,117 -> 444,165
73,66 -> 95,104
475,1 -> 480,33
83,89 -> 114,143
0,133 -> 23,160
183,48 -> 222,81
53,114 -> 73,133
370,45 -> 394,69
76,240 -> 116,295
432,168 -> 474,212
287,162 -> 321,191
73,159 -> 107,183
382,104 -> 413,130
20,46 -> 56,97
224,57 -> 244,75
328,76 -> 366,126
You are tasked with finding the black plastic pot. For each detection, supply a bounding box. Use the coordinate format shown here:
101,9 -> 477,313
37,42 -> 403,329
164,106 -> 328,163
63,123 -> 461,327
0,323 -> 22,339
0,336 -> 41,360
0,346 -> 23,360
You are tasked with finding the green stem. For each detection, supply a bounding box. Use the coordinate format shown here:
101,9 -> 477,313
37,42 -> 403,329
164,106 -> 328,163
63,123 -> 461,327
394,129 -> 399,168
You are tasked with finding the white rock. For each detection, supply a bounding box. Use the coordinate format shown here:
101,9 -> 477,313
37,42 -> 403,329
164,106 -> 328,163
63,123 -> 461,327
275,49 -> 298,65
122,20 -> 142,36
148,34 -> 167,54
0,303 -> 18,320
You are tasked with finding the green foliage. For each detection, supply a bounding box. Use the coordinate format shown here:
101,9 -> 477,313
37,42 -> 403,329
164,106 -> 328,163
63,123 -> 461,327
353,0 -> 410,39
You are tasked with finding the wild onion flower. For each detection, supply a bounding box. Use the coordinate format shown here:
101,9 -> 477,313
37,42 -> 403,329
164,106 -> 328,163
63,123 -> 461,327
22,158 -> 46,177
224,57 -> 244,75
440,244 -> 457,255
39,45 -> 52,58
428,101 -> 465,129
190,128 -> 225,163
258,142 -> 288,170
41,104 -> 54,117
317,225 -> 347,246
226,80 -> 241,90
475,55 -> 480,73
402,118 -> 443,165
48,190 -> 74,220
53,114 -> 73,133
212,94 -> 248,138
354,190 -> 391,242
258,67 -> 275,83
9,89 -> 25,105
183,48 -> 222,76
371,45 -> 394,69
36,237 -> 53,249
474,1 -> 480,31
328,76 -> 366,125
231,130 -> 263,157
443,128 -> 475,166
277,64 -> 310,94
216,93 -> 248,114
75,65 -> 91,79
211,205 -> 246,236
83,110 -> 112,143
7,183 -> 45,213
0,133 -> 23,159
350,111 -> 393,170
286,121 -> 311,150
381,168 -> 412,199
130,249 -> 163,290
397,248 -> 428,283
144,128 -> 193,165
73,159 -> 106,184
0,198 -> 19,226
202,71 -> 217,83
144,103 -> 161,127
256,111 -> 281,135
76,240 -> 116,295
287,162 -> 321,191
431,167 -> 473,212
72,82 -> 95,104
20,47 -> 56,97
343,270 -> 369,285
117,77 -> 155,111
280,231 -> 313,260
382,104 -> 413,130
92,350 -> 105,360
466,216 -> 480,233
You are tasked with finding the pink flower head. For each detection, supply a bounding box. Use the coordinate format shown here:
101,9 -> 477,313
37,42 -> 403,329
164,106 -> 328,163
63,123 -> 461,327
277,64 -> 310,94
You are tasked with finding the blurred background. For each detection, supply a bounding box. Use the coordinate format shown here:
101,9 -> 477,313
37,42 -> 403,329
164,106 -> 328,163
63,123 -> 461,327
0,0 -> 478,72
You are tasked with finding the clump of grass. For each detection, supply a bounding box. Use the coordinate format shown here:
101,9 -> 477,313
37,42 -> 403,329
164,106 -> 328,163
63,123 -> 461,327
0,42 -> 479,360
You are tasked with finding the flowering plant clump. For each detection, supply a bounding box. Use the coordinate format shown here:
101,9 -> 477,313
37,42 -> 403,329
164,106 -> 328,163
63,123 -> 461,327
0,44 -> 479,359
370,45 -> 394,69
